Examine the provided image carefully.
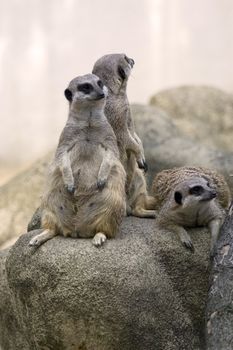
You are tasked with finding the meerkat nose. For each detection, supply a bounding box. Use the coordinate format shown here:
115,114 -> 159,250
96,93 -> 105,100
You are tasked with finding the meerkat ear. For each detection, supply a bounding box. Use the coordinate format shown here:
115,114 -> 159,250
174,191 -> 183,205
64,89 -> 72,102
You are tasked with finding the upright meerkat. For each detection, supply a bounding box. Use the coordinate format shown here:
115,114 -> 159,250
29,74 -> 126,247
152,166 -> 231,255
92,53 -> 156,218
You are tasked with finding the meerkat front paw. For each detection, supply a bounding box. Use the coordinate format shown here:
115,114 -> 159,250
181,238 -> 194,253
65,184 -> 75,194
137,159 -> 148,172
29,236 -> 41,247
92,233 -> 107,247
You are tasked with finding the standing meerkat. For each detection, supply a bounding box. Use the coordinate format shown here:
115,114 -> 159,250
152,166 -> 231,255
92,53 -> 156,218
29,74 -> 126,247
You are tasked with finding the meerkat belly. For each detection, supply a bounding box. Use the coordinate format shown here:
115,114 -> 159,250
70,141 -> 106,190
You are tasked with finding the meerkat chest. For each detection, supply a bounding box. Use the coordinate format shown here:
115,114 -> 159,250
177,201 -> 222,227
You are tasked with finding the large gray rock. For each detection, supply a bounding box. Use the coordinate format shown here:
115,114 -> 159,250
0,217 -> 210,350
1,104 -> 233,248
132,104 -> 233,189
149,86 -> 233,152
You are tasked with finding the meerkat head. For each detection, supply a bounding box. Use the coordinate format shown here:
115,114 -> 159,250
64,74 -> 108,111
173,177 -> 217,210
92,53 -> 135,94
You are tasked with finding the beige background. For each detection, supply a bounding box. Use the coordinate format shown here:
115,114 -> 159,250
0,0 -> 233,183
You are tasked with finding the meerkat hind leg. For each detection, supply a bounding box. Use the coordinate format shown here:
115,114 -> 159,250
29,229 -> 57,247
92,233 -> 107,247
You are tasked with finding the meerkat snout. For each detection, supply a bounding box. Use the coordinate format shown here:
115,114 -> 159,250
125,56 -> 135,68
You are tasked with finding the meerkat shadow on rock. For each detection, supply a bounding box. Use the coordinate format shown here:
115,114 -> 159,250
28,74 -> 126,248
152,166 -> 231,256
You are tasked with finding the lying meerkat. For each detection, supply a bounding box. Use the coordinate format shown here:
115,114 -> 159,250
92,53 -> 156,218
152,166 -> 231,255
29,74 -> 126,247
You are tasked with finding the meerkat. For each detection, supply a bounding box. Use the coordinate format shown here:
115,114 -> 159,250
29,74 -> 126,247
92,53 -> 156,218
152,166 -> 231,256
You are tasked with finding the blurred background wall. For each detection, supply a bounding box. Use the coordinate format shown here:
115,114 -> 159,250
0,0 -> 233,184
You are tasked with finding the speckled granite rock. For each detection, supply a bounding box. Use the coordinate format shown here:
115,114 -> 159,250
0,217 -> 210,350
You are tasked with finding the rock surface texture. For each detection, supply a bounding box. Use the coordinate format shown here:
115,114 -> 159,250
149,85 -> 233,152
0,217 -> 210,350
206,207 -> 233,350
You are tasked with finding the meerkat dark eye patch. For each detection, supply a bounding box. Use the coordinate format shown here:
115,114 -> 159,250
64,89 -> 72,101
77,83 -> 93,94
174,191 -> 183,205
118,66 -> 126,80
189,186 -> 204,196
97,80 -> 104,89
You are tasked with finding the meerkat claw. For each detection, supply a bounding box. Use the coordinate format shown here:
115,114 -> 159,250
92,233 -> 107,247
97,179 -> 107,190
29,237 -> 40,247
182,240 -> 195,253
137,159 -> 146,170
65,184 -> 75,194
143,161 -> 148,173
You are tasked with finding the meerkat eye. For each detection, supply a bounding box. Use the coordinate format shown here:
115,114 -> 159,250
189,186 -> 203,195
77,83 -> 93,94
118,66 -> 126,80
97,80 -> 104,88
174,191 -> 182,205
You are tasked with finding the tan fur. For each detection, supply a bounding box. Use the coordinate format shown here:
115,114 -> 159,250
92,54 -> 156,218
29,74 -> 126,247
152,166 -> 231,255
